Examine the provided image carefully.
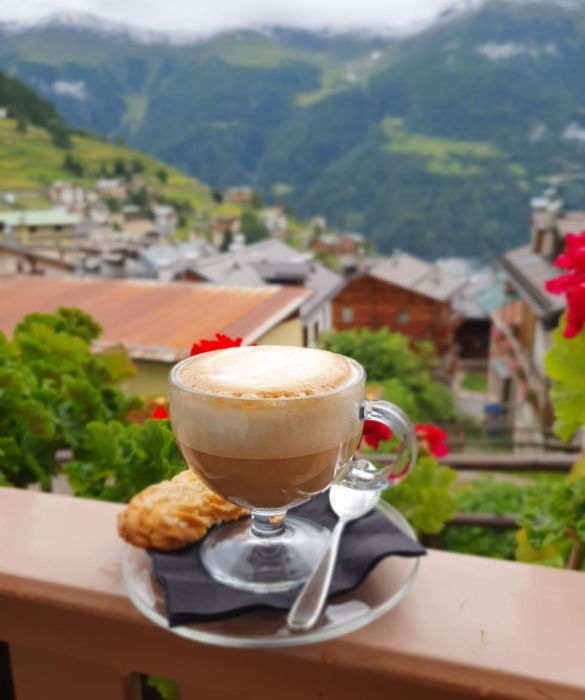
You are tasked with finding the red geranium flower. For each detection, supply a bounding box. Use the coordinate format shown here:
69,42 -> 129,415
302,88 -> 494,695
415,424 -> 449,458
189,333 -> 252,356
555,232 -> 585,270
151,405 -> 169,420
545,231 -> 585,339
565,285 -> 585,338
361,420 -> 393,450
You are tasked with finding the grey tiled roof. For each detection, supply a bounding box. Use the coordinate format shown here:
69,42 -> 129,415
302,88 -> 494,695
498,244 -> 565,319
189,239 -> 345,319
250,261 -> 308,283
138,241 -> 215,276
366,252 -> 464,302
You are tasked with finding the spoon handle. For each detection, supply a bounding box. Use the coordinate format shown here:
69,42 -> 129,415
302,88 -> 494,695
287,519 -> 345,632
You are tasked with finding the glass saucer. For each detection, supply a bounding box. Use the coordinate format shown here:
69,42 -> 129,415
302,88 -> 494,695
121,500 -> 421,649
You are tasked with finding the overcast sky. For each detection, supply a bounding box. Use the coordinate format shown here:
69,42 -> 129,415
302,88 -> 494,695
0,0 -> 463,34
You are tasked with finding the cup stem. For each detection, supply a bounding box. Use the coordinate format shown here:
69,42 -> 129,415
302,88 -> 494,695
250,509 -> 287,538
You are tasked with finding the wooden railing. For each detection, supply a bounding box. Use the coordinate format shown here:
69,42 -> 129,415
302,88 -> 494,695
1,487 -> 584,700
366,451 -> 577,472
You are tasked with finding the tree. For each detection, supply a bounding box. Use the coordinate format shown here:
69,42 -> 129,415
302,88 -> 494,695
220,229 -> 234,252
240,210 -> 269,244
251,189 -> 263,209
113,158 -> 127,177
63,153 -> 83,177
320,328 -> 456,423
50,122 -> 71,149
16,115 -> 27,133
156,168 -> 168,184
309,225 -> 322,245
128,186 -> 149,208
0,308 -> 141,490
131,159 -> 145,174
105,196 -> 121,213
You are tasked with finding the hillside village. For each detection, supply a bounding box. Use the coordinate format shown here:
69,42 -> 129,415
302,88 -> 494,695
0,114 -> 576,444
0,64 -> 585,460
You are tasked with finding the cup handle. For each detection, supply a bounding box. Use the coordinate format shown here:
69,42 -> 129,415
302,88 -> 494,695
341,399 -> 417,490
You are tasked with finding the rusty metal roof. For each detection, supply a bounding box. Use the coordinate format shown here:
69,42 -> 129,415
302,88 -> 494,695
0,276 -> 311,362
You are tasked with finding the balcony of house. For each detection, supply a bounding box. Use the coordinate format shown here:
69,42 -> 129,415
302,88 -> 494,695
1,486 -> 584,700
486,301 -> 551,438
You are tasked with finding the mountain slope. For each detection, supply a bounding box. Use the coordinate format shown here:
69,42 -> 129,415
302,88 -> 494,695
0,71 -> 212,211
255,0 -> 585,255
3,3 -> 585,256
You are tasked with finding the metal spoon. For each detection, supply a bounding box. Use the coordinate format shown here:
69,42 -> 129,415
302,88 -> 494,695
287,483 -> 380,632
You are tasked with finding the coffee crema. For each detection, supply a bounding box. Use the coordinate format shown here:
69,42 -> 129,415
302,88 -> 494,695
170,346 -> 365,509
177,345 -> 356,399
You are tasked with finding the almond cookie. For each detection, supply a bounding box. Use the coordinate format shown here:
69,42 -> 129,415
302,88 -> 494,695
117,470 -> 248,551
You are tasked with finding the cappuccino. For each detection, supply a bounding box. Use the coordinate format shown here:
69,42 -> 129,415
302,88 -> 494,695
171,346 -> 364,509
177,345 -> 356,398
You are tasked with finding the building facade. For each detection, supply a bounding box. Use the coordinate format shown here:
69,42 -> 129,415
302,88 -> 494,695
486,199 -> 574,434
332,253 -> 464,355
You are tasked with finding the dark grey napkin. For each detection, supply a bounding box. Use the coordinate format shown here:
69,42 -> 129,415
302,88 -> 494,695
150,493 -> 425,627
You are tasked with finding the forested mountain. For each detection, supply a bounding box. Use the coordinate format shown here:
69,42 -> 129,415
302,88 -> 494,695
2,1 -> 585,257
0,71 -> 66,130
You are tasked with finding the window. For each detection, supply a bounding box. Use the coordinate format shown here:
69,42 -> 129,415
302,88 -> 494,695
396,309 -> 410,325
341,307 -> 354,323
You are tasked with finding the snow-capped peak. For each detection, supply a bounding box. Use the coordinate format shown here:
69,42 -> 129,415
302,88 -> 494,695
0,11 -> 195,45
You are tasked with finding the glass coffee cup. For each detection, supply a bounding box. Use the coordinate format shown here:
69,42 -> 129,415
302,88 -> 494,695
169,345 -> 416,593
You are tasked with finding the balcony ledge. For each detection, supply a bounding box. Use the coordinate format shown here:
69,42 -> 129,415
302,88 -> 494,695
0,487 -> 584,700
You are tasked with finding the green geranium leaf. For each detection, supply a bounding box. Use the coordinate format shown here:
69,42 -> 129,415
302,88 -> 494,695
383,455 -> 457,535
544,319 -> 585,441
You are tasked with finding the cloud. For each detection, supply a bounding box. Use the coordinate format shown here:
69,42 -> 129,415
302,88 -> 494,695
51,79 -> 87,100
0,0 -> 457,34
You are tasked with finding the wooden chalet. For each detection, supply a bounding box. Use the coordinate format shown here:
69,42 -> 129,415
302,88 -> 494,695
332,252 -> 464,355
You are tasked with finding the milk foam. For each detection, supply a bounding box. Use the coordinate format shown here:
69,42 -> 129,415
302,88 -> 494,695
177,345 -> 356,399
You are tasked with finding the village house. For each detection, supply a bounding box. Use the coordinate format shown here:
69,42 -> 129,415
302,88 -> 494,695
152,205 -> 177,238
448,267 -> 496,360
486,199 -> 581,434
119,206 -> 154,237
311,233 -> 338,255
95,178 -> 127,200
225,186 -> 254,204
77,243 -> 146,280
0,208 -> 81,246
312,232 -> 365,256
88,201 -> 110,226
209,215 -> 241,248
0,275 -> 311,396
186,239 -> 345,347
138,241 -> 215,282
0,243 -> 75,276
49,181 -> 88,211
309,216 -> 327,232
332,251 -> 464,355
259,207 -> 288,238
